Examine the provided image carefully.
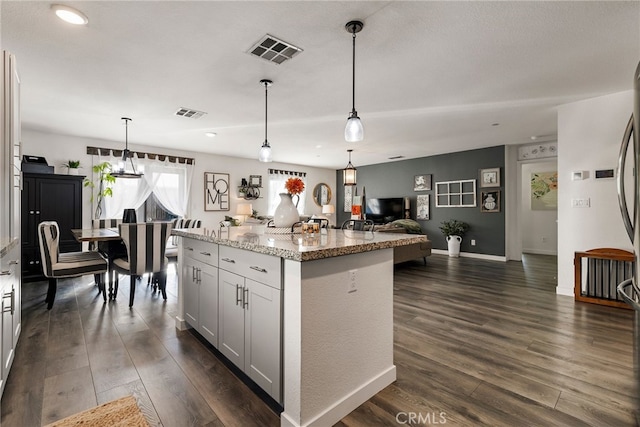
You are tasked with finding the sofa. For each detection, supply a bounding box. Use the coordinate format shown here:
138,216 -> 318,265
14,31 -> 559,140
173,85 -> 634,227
375,221 -> 432,265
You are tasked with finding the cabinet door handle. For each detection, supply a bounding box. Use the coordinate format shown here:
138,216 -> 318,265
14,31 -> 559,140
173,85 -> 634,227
0,270 -> 10,276
185,247 -> 194,252
2,288 -> 14,315
199,251 -> 211,257
236,284 -> 242,306
243,287 -> 249,309
197,268 -> 202,284
36,211 -> 40,214
221,257 -> 236,264
249,265 -> 267,274
192,266 -> 197,282
9,260 -> 18,265
29,210 -> 34,215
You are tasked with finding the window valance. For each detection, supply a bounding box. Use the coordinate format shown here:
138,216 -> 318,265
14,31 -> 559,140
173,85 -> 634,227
86,146 -> 195,165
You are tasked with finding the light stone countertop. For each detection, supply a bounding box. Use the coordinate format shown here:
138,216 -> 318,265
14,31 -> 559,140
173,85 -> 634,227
172,225 -> 426,262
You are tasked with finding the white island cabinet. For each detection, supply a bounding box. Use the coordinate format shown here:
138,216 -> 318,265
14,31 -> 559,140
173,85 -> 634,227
181,238 -> 219,346
218,245 -> 282,402
173,227 -> 427,427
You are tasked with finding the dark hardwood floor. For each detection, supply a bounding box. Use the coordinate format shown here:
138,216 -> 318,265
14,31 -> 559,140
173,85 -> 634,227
1,254 -> 637,426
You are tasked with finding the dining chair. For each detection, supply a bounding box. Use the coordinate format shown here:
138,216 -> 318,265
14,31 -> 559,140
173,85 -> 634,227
113,222 -> 173,307
341,219 -> 375,231
166,218 -> 202,262
91,218 -> 126,286
147,217 -> 202,289
38,221 -> 109,309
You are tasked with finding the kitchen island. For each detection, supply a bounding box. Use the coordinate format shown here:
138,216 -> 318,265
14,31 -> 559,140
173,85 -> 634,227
172,226 -> 426,427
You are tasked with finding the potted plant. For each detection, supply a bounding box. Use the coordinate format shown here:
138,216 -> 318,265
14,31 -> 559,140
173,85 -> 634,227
63,160 -> 81,175
439,219 -> 469,257
83,161 -> 116,219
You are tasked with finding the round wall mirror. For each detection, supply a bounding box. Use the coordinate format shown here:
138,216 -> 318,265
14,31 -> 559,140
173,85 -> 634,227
312,183 -> 332,206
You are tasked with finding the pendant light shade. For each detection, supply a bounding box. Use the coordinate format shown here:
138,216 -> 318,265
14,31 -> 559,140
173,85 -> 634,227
112,117 -> 143,179
258,79 -> 273,163
345,20 -> 364,143
343,149 -> 357,186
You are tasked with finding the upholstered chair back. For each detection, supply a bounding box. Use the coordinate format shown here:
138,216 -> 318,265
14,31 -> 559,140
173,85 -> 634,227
92,218 -> 122,229
170,218 -> 202,245
118,222 -> 173,276
38,221 -> 60,277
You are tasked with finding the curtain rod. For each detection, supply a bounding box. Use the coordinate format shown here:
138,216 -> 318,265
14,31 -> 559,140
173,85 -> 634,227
86,146 -> 195,165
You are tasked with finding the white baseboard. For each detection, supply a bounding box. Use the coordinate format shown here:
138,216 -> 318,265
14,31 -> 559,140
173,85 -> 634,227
431,249 -> 507,262
556,286 -> 574,297
522,248 -> 558,256
280,366 -> 396,427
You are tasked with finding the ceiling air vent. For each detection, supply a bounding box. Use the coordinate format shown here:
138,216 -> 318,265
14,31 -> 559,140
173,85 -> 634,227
175,107 -> 207,119
248,34 -> 303,65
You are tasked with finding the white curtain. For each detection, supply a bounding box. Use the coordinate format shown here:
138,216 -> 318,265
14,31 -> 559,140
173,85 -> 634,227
99,152 -> 152,219
144,159 -> 193,217
94,151 -> 194,220
267,170 -> 306,216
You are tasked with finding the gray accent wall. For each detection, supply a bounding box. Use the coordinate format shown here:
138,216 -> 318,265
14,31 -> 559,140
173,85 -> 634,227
336,146 -> 506,256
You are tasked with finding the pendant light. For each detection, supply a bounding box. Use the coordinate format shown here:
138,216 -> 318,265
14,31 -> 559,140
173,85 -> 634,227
344,20 -> 364,142
258,79 -> 273,162
112,117 -> 143,179
343,149 -> 357,186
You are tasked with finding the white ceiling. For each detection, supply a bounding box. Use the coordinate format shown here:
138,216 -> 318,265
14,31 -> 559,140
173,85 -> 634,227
2,1 -> 639,169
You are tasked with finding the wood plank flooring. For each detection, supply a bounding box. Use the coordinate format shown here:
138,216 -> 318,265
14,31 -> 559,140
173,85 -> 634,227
1,254 -> 637,426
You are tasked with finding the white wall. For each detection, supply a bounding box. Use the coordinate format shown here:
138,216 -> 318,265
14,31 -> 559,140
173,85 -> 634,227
557,90 -> 633,296
21,129 -> 336,230
521,160 -> 558,255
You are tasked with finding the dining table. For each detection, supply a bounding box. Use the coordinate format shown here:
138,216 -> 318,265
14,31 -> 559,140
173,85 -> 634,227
71,227 -> 127,300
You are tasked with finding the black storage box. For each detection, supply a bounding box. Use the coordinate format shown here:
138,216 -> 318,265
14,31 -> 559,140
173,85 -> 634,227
22,155 -> 54,174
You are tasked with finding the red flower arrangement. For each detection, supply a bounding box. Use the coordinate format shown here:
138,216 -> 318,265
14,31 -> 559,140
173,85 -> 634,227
285,177 -> 305,195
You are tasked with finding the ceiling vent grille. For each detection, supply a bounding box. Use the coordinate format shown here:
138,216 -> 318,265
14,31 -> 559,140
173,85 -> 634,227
248,34 -> 303,65
175,107 -> 207,119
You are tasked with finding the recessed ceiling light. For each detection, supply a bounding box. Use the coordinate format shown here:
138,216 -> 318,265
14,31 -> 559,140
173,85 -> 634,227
205,132 -> 217,138
52,4 -> 88,25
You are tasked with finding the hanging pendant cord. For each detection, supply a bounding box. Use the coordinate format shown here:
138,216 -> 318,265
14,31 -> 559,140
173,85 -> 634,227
264,82 -> 268,143
351,27 -> 356,114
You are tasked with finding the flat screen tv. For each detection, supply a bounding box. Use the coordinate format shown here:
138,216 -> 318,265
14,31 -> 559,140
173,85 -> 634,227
365,197 -> 404,224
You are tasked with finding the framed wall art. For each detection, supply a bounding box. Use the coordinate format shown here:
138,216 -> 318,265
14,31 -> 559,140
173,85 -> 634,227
480,167 -> 500,188
480,190 -> 500,213
249,175 -> 262,187
416,194 -> 430,220
204,172 -> 230,211
531,171 -> 558,210
414,174 -> 432,191
344,185 -> 353,212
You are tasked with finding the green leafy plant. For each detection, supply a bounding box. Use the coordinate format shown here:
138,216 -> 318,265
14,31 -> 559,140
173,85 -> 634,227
439,219 -> 469,237
63,160 -> 81,169
83,161 -> 116,219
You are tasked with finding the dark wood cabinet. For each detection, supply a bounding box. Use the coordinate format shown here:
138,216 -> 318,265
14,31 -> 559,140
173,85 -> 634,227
21,173 -> 84,281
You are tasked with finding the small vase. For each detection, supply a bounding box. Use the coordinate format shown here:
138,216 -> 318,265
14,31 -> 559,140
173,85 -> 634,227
68,168 -> 79,175
273,193 -> 300,228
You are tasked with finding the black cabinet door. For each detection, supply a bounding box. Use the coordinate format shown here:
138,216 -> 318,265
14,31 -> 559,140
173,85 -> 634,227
21,173 -> 84,281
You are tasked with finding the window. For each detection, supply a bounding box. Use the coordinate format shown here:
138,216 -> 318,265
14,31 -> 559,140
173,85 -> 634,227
435,179 -> 476,207
90,150 -> 194,220
267,169 -> 306,216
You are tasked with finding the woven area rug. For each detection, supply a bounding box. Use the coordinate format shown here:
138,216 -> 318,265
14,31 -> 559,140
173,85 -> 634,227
44,395 -> 150,427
